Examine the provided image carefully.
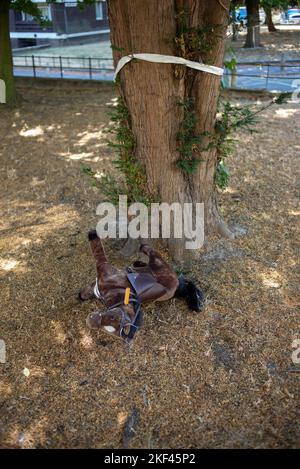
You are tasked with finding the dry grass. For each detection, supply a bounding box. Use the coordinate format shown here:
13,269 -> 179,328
0,79 -> 299,449
227,25 -> 300,61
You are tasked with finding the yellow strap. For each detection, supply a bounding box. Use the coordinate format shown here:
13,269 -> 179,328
124,287 -> 131,305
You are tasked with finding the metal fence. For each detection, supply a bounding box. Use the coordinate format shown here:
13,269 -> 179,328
13,55 -> 300,91
13,55 -> 114,81
224,60 -> 300,92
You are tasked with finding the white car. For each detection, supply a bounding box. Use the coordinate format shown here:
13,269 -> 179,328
281,9 -> 300,24
289,13 -> 300,24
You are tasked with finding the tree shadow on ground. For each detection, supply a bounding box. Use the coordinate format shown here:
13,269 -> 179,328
0,82 -> 299,448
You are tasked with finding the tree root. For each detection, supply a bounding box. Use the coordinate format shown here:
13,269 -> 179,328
215,217 -> 235,239
4,91 -> 24,108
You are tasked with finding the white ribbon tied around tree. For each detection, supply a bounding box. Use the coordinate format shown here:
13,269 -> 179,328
114,53 -> 224,79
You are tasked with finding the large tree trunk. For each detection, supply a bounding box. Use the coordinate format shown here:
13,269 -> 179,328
0,0 -> 17,105
107,0 -> 231,262
264,7 -> 277,32
244,0 -> 261,48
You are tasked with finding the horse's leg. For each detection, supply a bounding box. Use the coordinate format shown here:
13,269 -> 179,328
88,229 -> 109,275
140,243 -> 204,310
79,230 -> 111,301
87,229 -> 123,297
139,243 -> 179,298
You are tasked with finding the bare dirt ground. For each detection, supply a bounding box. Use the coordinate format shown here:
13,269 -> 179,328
227,25 -> 300,62
0,79 -> 299,449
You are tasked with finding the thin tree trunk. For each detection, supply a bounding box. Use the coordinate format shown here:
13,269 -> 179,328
107,0 -> 231,262
0,0 -> 17,105
244,0 -> 261,48
231,0 -> 238,41
264,7 -> 277,32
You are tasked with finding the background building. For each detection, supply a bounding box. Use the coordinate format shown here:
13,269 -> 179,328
10,0 -> 109,49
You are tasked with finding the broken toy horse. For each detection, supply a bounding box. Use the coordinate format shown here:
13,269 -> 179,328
79,230 -> 204,342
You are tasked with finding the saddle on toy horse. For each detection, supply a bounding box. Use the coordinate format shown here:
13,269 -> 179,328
79,230 -> 204,342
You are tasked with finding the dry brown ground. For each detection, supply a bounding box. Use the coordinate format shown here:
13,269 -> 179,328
0,79 -> 299,449
227,25 -> 300,61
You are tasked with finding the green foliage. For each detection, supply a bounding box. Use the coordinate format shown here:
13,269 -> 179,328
11,0 -> 49,26
80,164 -> 95,178
224,57 -> 237,73
111,44 -> 125,53
80,98 -> 152,206
176,98 -> 203,174
211,93 -> 288,190
176,93 -> 289,190
224,46 -> 237,84
75,0 -> 98,10
175,8 -> 225,61
11,0 -> 98,26
174,91 -> 284,181
216,101 -> 258,136
224,46 -> 237,74
260,0 -> 289,12
80,164 -> 99,189
273,93 -> 289,105
102,97 -> 153,205
215,160 -> 230,191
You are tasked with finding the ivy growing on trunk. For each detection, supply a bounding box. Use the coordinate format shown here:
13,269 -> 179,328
213,93 -> 288,190
175,8 -> 224,62
176,98 -> 203,174
82,96 -> 153,206
175,92 -> 288,191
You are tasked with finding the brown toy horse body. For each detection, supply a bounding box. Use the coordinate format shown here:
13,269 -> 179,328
80,230 -> 203,341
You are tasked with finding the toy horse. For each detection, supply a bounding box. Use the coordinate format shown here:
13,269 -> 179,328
79,230 -> 204,342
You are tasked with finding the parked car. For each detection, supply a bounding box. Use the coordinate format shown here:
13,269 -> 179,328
236,6 -> 247,22
289,12 -> 300,24
287,8 -> 300,18
233,7 -> 266,25
281,8 -> 300,23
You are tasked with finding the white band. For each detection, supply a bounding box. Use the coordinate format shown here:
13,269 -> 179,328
114,53 -> 223,79
94,278 -> 102,300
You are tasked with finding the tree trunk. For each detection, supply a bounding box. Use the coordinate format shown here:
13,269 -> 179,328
264,7 -> 277,32
231,0 -> 238,41
244,0 -> 261,48
0,0 -> 17,105
107,0 -> 231,262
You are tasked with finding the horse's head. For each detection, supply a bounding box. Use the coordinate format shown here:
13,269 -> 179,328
86,301 -> 142,342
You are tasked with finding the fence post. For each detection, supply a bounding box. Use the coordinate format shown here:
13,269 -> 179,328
89,57 -> 92,80
266,63 -> 270,90
32,55 -> 36,78
59,56 -> 63,79
280,53 -> 285,71
230,68 -> 237,89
